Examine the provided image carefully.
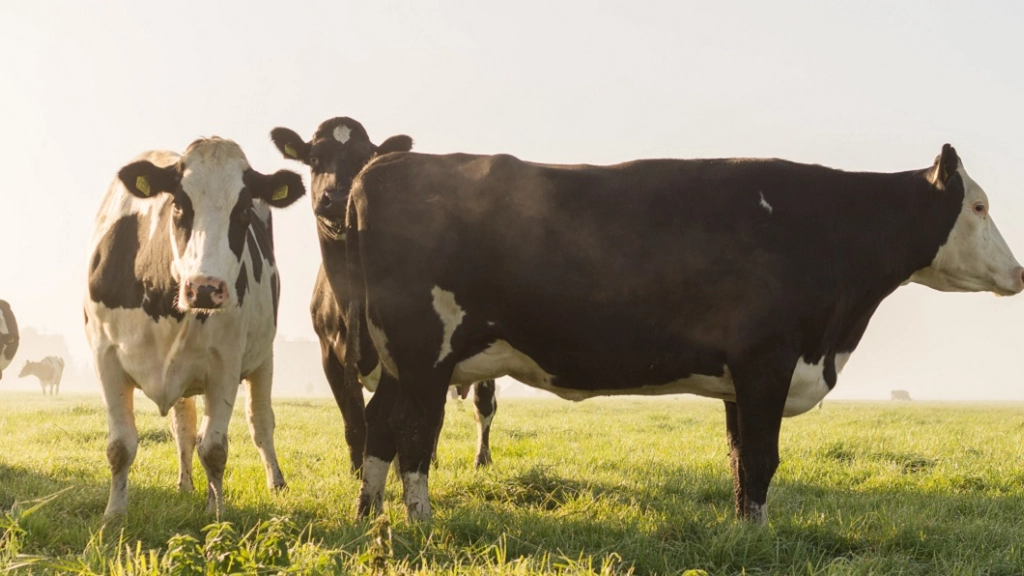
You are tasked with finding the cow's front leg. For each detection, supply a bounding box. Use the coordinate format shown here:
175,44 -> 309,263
98,351 -> 138,519
322,343 -> 367,475
357,371 -> 399,518
723,400 -> 744,518
197,377 -> 240,516
392,371 -> 449,522
472,380 -> 497,467
170,397 -> 197,492
729,346 -> 795,524
244,356 -> 286,491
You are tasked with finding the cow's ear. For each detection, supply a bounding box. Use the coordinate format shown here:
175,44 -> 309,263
930,143 -> 961,188
118,160 -> 180,199
244,169 -> 306,208
376,135 -> 414,156
270,127 -> 311,164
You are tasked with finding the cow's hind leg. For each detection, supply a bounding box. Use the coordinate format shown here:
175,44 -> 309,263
357,371 -> 399,518
170,397 -> 197,492
472,380 -> 497,467
392,369 -> 450,522
322,342 -> 366,475
97,350 -> 138,519
244,356 -> 286,492
729,345 -> 796,524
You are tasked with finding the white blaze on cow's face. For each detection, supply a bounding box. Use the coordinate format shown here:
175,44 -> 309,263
170,140 -> 254,311
911,163 -> 1024,296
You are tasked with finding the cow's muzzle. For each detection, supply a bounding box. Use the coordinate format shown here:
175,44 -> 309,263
314,189 -> 347,219
184,276 -> 228,309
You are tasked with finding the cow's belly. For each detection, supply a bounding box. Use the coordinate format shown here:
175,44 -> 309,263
452,340 -> 851,417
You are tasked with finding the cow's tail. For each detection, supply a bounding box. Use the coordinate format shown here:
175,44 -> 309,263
343,178 -> 367,371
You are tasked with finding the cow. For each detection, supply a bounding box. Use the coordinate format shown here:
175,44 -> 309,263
84,137 -> 305,518
342,144 -> 1023,523
890,390 -> 912,401
0,300 -> 18,381
18,356 -> 64,396
270,117 -> 498,471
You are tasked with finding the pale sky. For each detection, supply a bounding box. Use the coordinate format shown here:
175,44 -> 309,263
2,1 -> 1024,400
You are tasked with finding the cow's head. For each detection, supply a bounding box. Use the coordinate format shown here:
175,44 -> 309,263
17,361 -> 32,378
910,144 -> 1024,296
270,117 -> 412,220
117,138 -> 305,311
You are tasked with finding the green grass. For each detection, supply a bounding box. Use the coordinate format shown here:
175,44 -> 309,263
0,392 -> 1022,574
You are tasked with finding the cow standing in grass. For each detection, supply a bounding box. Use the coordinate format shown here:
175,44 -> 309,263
343,144 -> 1022,522
19,356 -> 64,396
270,117 -> 498,472
84,138 -> 304,518
0,300 -> 18,381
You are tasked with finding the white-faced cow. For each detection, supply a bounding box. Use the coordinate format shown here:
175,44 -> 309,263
270,117 -> 498,472
19,356 -> 64,396
84,137 -> 305,518
343,144 -> 1022,522
0,300 -> 18,381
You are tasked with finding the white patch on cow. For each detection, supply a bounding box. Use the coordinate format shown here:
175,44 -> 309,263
431,287 -> 465,366
758,190 -> 773,214
333,125 -> 352,144
451,339 -> 555,388
401,471 -> 431,521
358,362 -> 382,392
359,456 -> 390,511
367,317 -> 398,377
910,163 -> 1023,295
748,502 -> 769,524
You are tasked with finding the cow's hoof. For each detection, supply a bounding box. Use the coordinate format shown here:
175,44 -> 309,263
356,494 -> 383,519
474,452 -> 492,468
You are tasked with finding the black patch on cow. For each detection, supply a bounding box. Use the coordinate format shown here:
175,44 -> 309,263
246,230 -> 263,282
171,190 -> 194,251
270,272 -> 280,326
89,208 -> 209,324
249,214 -> 275,267
235,262 -> 248,306
228,189 -> 253,261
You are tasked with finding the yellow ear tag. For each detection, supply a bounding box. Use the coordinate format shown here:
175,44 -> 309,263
284,144 -> 298,158
136,175 -> 151,196
272,184 -> 289,202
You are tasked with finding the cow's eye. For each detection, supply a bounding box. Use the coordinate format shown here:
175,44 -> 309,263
973,202 -> 987,216
309,156 -> 321,169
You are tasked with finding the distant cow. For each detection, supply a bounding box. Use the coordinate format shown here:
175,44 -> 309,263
271,117 -> 498,471
19,356 -> 64,396
0,300 -> 18,381
343,144 -> 1022,522
84,138 -> 305,518
890,390 -> 912,401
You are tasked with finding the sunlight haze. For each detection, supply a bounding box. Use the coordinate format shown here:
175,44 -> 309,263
2,1 -> 1023,400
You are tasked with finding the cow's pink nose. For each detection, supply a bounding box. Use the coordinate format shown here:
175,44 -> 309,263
184,277 -> 228,309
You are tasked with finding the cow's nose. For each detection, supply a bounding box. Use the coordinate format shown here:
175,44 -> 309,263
184,277 -> 228,309
314,190 -> 347,218
1015,266 -> 1024,294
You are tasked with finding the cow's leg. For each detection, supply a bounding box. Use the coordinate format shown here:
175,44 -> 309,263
197,377 -> 240,516
170,397 -> 197,492
723,400 -> 745,518
98,351 -> 137,519
322,342 -> 366,475
729,349 -> 795,524
472,380 -> 497,467
392,370 -> 450,522
244,356 -> 286,492
357,371 -> 399,518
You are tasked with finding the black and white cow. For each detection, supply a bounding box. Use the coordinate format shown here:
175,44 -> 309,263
85,137 -> 305,518
19,356 -> 64,396
0,300 -> 18,381
270,117 -> 498,472
343,144 -> 1022,522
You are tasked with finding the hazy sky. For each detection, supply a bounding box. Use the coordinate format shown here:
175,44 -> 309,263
2,1 -> 1024,400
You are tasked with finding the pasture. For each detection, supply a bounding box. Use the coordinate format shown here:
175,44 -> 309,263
0,392 -> 1021,574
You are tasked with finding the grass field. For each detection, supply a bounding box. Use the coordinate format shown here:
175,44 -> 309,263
0,392 -> 1022,574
